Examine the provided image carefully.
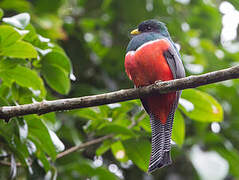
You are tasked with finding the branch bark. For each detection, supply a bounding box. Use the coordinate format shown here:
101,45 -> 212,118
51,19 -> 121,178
0,65 -> 239,121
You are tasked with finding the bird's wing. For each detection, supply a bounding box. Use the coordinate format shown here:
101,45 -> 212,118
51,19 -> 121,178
163,42 -> 185,79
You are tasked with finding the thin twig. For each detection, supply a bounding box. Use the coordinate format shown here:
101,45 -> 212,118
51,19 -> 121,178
56,134 -> 114,159
0,66 -> 239,121
0,160 -> 21,167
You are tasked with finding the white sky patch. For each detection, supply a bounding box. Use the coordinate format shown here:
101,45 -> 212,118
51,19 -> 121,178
220,1 -> 239,51
179,98 -> 194,112
84,33 -> 94,42
107,103 -> 121,109
38,35 -> 50,42
167,7 -> 174,14
146,0 -> 153,11
220,80 -> 233,87
215,49 -> 224,59
221,101 -> 231,113
102,14 -> 110,21
181,22 -> 190,32
212,105 -> 219,114
26,140 -> 36,154
36,48 -> 52,56
70,72 -> 76,81
64,16 -> 74,24
120,160 -> 133,169
175,43 -> 181,51
182,55 -> 195,63
116,150 -> 125,159
224,140 -> 233,150
49,129 -> 65,152
108,164 -> 124,179
107,118 -> 112,122
93,156 -> 103,167
171,139 -> 176,145
2,13 -> 30,29
19,120 -> 28,140
211,122 -> 221,133
175,0 -> 190,4
14,28 -> 29,35
48,42 -> 54,47
29,88 -> 41,97
186,63 -> 204,74
189,37 -> 200,47
189,145 -> 229,180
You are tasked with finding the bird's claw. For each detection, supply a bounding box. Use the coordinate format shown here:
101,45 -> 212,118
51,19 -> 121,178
155,80 -> 162,85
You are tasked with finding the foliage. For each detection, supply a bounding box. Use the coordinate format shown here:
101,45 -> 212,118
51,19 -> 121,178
0,0 -> 239,179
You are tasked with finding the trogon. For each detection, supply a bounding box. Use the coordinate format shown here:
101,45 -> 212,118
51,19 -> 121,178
124,19 -> 185,173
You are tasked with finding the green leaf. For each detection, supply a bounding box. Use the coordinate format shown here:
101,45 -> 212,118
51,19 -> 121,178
0,58 -> 26,70
71,108 -> 101,121
12,84 -> 34,104
41,112 -> 56,124
111,141 -> 128,162
1,40 -> 38,58
0,119 -> 29,167
0,8 -> 3,20
32,139 -> 51,172
98,124 -> 135,137
41,64 -> 70,94
2,13 -> 30,29
138,115 -> 151,133
180,89 -> 223,122
122,138 -> 151,172
25,115 -> 57,160
96,140 -> 112,156
0,97 -> 8,106
0,65 -> 45,97
41,50 -> 72,73
0,25 -> 21,47
172,110 -> 185,147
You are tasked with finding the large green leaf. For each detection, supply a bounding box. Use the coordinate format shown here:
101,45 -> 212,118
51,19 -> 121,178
0,25 -> 21,47
172,110 -> 185,147
0,8 -> 3,20
180,89 -> 223,122
111,141 -> 128,162
122,138 -> 151,172
96,140 -> 112,156
41,64 -> 70,95
0,65 -> 45,97
1,40 -> 38,58
0,58 -> 26,69
25,115 -> 57,160
41,50 -> 72,73
97,124 -> 135,137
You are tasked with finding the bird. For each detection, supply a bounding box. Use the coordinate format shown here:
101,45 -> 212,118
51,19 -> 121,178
124,19 -> 185,173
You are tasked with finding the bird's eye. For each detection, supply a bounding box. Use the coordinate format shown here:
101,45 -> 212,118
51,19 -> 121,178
147,26 -> 152,30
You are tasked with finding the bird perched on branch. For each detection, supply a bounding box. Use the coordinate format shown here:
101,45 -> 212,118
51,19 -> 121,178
124,19 -> 185,173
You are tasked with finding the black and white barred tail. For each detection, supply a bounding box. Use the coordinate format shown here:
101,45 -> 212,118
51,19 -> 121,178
147,93 -> 180,173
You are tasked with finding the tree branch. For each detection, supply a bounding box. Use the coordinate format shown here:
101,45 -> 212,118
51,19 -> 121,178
0,65 -> 239,121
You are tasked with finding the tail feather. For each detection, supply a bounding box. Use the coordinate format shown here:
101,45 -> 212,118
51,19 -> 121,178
148,112 -> 174,173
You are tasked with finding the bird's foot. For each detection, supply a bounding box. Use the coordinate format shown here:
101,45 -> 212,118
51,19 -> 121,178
154,80 -> 162,85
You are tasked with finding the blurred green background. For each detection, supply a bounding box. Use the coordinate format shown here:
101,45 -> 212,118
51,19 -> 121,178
0,0 -> 239,179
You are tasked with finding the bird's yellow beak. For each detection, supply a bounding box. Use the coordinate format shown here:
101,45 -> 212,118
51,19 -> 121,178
130,28 -> 140,35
